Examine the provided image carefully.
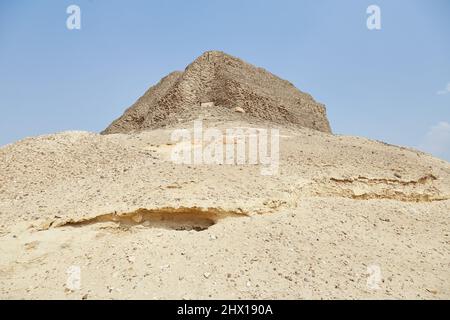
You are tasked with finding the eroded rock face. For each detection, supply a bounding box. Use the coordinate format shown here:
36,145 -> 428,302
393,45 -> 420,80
102,51 -> 332,134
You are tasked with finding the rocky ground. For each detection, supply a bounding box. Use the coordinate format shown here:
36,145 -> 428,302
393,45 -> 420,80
0,118 -> 449,299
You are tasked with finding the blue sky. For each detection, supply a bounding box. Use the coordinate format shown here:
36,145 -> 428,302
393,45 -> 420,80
1,0 -> 449,160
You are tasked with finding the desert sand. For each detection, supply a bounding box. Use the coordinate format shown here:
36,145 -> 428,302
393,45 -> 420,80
0,52 -> 449,299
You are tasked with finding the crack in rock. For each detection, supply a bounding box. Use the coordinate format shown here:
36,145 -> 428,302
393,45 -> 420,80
51,207 -> 248,232
304,174 -> 449,202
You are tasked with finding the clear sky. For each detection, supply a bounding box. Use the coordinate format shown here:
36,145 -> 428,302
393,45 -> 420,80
1,0 -> 449,161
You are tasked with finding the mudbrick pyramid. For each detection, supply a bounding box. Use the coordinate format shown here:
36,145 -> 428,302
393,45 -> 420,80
102,51 -> 332,134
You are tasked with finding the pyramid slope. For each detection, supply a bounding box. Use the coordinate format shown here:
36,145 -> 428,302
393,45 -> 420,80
102,51 -> 331,134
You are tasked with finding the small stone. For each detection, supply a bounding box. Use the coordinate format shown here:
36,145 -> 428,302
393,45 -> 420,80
24,241 -> 39,250
285,275 -> 293,281
234,107 -> 245,113
203,272 -> 211,279
201,102 -> 215,108
143,221 -> 151,227
131,214 -> 143,223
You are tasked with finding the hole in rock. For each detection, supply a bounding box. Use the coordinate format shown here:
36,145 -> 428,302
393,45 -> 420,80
59,207 -> 247,231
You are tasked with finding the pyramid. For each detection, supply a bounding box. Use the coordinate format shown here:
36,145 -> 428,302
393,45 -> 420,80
102,51 -> 332,134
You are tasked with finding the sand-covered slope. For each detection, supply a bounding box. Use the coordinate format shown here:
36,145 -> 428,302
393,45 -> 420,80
0,117 -> 449,299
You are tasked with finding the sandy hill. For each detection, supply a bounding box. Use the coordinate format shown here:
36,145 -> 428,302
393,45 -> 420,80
0,53 -> 449,300
102,51 -> 331,134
